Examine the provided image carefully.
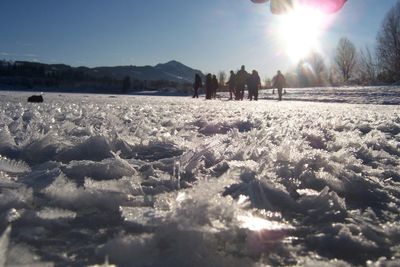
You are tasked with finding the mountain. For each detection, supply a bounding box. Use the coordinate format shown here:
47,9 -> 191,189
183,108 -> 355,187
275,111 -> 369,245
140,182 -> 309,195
90,60 -> 204,84
0,60 -> 205,93
5,60 -> 204,84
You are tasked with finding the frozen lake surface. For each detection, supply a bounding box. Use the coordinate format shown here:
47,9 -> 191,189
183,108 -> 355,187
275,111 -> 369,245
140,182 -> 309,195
0,87 -> 399,266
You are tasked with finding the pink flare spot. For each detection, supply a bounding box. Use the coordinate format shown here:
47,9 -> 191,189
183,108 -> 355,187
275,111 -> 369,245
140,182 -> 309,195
299,0 -> 347,13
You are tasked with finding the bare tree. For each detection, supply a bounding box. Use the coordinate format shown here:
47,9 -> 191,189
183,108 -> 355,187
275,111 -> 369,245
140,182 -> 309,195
263,76 -> 271,88
357,46 -> 377,84
297,51 -> 327,87
218,71 -> 226,88
334,37 -> 357,82
308,52 -> 326,78
376,1 -> 400,81
328,64 -> 341,86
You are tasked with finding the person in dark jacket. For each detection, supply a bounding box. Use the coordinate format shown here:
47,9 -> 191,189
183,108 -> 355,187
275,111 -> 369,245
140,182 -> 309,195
226,70 -> 236,100
236,65 -> 249,100
247,70 -> 261,101
212,75 -> 219,99
193,74 -> 202,98
273,70 -> 286,101
205,74 -> 213,100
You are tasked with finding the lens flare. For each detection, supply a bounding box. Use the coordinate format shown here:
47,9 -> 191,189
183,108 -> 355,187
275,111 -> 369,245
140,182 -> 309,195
275,5 -> 332,61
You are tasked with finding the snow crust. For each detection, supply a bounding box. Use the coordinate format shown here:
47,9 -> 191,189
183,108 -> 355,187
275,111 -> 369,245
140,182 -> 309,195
0,89 -> 399,266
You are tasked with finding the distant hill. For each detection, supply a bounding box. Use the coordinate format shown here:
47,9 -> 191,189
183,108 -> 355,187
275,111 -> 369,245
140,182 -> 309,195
90,60 -> 204,84
2,60 -> 204,84
0,60 -> 205,93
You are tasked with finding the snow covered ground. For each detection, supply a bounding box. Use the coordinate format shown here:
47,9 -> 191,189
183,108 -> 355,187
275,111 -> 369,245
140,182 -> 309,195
0,87 -> 399,266
260,86 -> 400,105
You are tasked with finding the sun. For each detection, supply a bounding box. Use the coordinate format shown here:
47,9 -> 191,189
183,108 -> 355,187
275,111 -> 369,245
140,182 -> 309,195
276,5 -> 329,62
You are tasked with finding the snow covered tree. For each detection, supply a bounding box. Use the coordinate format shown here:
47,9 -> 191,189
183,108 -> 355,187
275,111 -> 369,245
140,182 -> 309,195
334,37 -> 357,82
376,1 -> 400,81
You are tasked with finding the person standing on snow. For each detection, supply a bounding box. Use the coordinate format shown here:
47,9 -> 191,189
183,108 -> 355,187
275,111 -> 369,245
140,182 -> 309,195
236,65 -> 249,100
205,74 -> 213,100
273,70 -> 286,101
193,73 -> 202,98
226,70 -> 236,100
212,74 -> 219,99
247,70 -> 261,101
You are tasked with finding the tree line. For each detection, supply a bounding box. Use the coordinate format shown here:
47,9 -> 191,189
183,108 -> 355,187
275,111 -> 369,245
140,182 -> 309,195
290,2 -> 400,87
215,2 -> 400,89
0,61 -> 192,94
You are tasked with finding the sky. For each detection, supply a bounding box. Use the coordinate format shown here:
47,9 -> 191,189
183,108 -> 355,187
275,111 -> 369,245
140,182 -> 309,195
0,0 -> 398,78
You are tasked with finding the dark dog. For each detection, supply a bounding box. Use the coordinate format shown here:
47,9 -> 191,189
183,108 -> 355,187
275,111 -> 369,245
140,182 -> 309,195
27,95 -> 44,103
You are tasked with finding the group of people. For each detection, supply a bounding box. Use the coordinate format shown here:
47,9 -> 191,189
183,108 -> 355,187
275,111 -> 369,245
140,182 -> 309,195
193,73 -> 220,99
193,65 -> 286,101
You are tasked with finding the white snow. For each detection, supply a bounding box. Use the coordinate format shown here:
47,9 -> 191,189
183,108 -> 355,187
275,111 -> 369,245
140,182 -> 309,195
258,86 -> 400,105
0,88 -> 399,266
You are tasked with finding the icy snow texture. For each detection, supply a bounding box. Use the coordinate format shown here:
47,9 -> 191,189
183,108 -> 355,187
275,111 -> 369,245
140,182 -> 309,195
0,89 -> 399,266
0,156 -> 30,174
0,226 -> 11,267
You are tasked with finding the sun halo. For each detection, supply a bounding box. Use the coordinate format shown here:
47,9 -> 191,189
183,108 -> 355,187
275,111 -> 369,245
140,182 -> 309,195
275,6 -> 330,62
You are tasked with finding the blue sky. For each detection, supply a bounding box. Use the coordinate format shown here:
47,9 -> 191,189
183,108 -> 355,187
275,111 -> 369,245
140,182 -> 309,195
0,0 -> 397,78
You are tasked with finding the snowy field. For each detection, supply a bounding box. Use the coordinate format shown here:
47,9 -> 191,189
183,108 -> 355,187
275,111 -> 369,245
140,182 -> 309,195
0,87 -> 399,267
259,86 -> 400,105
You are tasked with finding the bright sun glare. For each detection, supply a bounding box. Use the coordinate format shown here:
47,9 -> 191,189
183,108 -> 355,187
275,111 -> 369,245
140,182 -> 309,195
277,6 -> 329,62
238,215 -> 284,231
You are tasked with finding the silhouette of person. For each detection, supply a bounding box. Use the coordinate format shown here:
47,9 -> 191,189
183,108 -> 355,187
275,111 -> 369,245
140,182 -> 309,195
236,65 -> 249,100
212,75 -> 219,99
247,70 -> 261,101
273,70 -> 286,101
226,70 -> 236,100
193,73 -> 202,98
205,74 -> 213,99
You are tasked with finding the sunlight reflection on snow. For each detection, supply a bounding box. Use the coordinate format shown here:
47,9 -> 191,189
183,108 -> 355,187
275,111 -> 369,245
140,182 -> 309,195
176,192 -> 186,203
0,92 -> 399,266
238,214 -> 289,231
